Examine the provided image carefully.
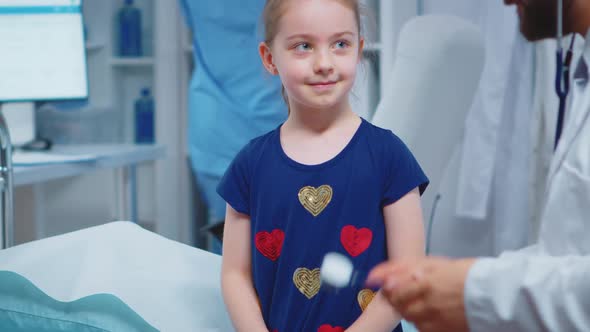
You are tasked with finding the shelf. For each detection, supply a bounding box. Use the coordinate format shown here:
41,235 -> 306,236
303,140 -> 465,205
109,57 -> 155,67
363,42 -> 382,53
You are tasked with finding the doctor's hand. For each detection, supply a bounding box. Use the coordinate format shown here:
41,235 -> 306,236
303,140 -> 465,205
366,257 -> 477,332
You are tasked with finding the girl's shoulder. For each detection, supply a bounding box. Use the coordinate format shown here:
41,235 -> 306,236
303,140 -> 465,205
233,126 -> 281,164
361,120 -> 408,151
247,126 -> 280,150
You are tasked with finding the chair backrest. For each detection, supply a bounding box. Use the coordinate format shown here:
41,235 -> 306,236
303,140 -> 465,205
371,14 -> 484,217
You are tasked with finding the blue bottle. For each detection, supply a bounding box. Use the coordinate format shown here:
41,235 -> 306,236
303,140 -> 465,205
117,0 -> 142,56
134,88 -> 155,143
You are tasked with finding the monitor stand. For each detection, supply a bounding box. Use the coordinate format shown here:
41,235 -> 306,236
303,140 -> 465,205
0,102 -> 15,249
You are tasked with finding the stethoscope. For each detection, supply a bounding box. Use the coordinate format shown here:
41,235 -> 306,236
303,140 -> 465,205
554,0 -> 575,150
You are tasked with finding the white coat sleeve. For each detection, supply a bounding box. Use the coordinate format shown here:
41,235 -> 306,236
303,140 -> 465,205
464,255 -> 590,331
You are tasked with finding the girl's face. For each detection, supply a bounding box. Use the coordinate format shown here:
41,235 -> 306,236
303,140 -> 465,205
260,0 -> 363,111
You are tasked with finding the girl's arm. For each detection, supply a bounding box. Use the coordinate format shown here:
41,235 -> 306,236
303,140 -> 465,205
221,204 -> 269,332
346,188 -> 425,332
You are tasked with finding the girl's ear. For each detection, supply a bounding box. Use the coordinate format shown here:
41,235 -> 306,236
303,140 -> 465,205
357,37 -> 365,63
259,42 -> 279,75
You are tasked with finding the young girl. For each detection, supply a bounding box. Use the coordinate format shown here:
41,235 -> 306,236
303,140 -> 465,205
218,0 -> 428,331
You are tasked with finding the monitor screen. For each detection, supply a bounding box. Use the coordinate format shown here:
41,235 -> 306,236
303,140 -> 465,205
0,0 -> 88,102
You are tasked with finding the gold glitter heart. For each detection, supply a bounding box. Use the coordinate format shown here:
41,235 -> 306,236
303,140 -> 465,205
298,185 -> 333,217
293,267 -> 321,299
357,289 -> 376,311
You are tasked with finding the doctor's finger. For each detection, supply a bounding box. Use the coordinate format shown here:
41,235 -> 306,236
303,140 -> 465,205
369,261 -> 415,277
388,276 -> 431,308
366,262 -> 413,287
414,320 -> 442,332
401,297 -> 432,323
365,263 -> 393,286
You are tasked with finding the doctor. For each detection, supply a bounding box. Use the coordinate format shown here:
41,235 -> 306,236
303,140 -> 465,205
367,0 -> 590,331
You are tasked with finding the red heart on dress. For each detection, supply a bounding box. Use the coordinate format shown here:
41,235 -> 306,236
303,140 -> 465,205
318,324 -> 345,332
340,225 -> 372,257
255,229 -> 285,261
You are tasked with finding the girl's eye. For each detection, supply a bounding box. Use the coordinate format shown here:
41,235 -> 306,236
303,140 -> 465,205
295,43 -> 311,52
334,40 -> 350,49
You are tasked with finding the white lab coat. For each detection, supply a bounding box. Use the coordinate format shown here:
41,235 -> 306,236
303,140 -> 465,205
487,31 -> 534,253
465,29 -> 590,331
422,1 -> 539,256
467,255 -> 590,331
426,32 -> 535,258
424,2 -> 517,223
529,36 -> 585,241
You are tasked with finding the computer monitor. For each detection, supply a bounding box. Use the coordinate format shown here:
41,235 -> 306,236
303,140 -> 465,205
0,0 -> 88,102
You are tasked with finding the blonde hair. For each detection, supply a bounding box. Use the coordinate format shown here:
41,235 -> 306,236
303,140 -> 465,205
261,0 -> 363,110
262,0 -> 362,45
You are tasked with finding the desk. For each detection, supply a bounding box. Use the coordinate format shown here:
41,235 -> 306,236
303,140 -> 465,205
9,144 -> 165,245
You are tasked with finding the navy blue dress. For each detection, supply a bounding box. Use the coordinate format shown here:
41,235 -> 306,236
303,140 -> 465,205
218,118 -> 428,332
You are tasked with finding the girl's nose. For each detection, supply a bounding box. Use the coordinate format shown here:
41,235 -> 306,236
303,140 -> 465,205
313,50 -> 334,75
